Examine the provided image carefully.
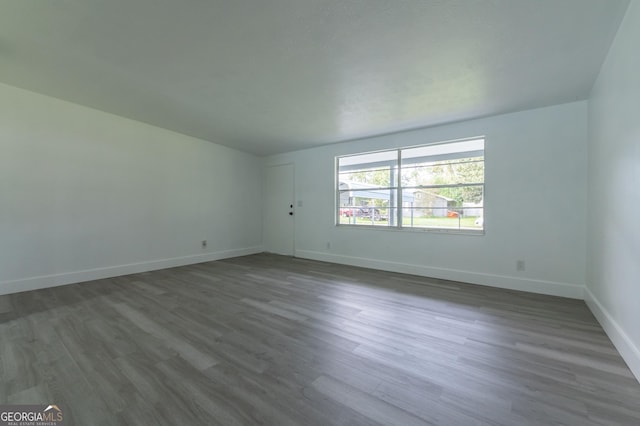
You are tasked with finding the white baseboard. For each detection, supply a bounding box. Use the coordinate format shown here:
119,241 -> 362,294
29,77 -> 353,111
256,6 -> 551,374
295,250 -> 584,299
584,286 -> 640,383
0,246 -> 263,296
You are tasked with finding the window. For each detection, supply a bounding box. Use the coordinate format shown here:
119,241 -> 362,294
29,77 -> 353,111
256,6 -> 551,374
336,138 -> 484,232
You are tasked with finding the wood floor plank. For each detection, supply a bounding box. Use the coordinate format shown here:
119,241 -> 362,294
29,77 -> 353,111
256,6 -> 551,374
311,374 -> 428,426
0,253 -> 638,425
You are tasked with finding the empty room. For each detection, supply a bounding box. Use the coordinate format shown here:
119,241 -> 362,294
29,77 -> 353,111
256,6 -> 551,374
1,0 -> 639,424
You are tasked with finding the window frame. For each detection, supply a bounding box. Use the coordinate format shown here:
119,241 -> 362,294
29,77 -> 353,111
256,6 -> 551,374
335,137 -> 485,235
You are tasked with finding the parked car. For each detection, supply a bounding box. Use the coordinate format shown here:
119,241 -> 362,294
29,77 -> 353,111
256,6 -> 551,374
358,207 -> 388,221
340,207 -> 388,221
339,208 -> 355,217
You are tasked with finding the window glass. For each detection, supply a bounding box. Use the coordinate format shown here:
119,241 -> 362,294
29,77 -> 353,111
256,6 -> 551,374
337,138 -> 484,232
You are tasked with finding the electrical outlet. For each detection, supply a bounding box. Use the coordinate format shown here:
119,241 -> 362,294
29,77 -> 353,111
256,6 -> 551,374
516,260 -> 525,271
202,240 -> 207,249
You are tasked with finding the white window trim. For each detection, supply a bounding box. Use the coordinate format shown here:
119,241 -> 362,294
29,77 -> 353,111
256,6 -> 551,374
335,137 -> 485,235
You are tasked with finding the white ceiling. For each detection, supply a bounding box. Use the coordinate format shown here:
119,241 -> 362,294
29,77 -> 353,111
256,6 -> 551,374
0,0 -> 629,155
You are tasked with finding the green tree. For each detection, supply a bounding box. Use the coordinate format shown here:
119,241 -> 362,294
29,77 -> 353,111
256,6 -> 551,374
349,167 -> 391,187
415,158 -> 483,205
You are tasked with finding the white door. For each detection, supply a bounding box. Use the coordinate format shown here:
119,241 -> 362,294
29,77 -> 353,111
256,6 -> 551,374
263,164 -> 294,255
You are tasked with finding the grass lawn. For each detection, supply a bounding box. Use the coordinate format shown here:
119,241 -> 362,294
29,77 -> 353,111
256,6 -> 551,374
339,215 -> 482,229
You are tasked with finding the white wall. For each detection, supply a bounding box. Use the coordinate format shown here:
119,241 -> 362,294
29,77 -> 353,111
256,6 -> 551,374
586,1 -> 640,380
265,101 -> 588,299
0,83 -> 262,295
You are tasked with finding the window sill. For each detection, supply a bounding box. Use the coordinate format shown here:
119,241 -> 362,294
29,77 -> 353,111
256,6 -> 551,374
335,223 -> 485,236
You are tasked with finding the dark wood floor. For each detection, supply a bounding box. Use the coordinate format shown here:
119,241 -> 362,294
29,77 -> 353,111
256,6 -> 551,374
1,254 -> 639,425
